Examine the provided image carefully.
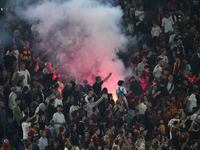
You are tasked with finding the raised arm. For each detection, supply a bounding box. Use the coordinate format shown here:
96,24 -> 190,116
102,73 -> 112,83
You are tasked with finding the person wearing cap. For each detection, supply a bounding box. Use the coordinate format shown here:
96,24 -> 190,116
137,56 -> 148,77
153,57 -> 163,80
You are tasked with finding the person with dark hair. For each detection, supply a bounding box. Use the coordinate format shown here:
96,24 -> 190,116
69,123 -> 79,146
57,126 -> 66,147
3,48 -> 17,70
77,114 -> 87,137
92,73 -> 112,96
20,86 -> 32,106
116,80 -> 131,108
32,138 -> 40,150
21,114 -> 38,147
26,142 -> 32,150
52,105 -> 66,135
171,128 -> 181,150
103,110 -> 114,128
129,76 -> 143,96
13,98 -> 23,134
90,107 -> 99,132
90,127 -> 100,149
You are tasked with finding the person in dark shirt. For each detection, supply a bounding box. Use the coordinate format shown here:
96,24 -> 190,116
62,83 -> 73,103
129,76 -> 143,96
71,85 -> 80,99
70,76 -> 76,91
77,114 -> 87,137
3,49 -> 17,70
48,99 -> 57,121
92,73 -> 112,96
171,128 -> 181,150
158,81 -> 169,97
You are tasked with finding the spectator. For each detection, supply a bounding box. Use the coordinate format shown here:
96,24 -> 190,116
162,12 -> 174,34
8,87 -> 17,113
52,105 -> 66,135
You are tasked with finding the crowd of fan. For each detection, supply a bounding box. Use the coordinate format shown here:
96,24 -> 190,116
0,0 -> 200,150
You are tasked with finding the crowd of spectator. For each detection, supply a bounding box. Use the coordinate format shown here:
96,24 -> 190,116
0,0 -> 200,150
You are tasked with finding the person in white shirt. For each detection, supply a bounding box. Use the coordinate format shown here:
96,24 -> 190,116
168,113 -> 180,139
38,130 -> 48,150
69,99 -> 80,120
166,75 -> 174,94
190,107 -> 200,121
85,88 -> 94,103
187,89 -> 199,113
153,58 -> 163,80
18,62 -> 30,87
135,5 -> 145,22
151,21 -> 162,38
116,80 -> 132,107
53,105 -> 66,134
162,12 -> 174,33
54,93 -> 63,108
158,48 -> 168,68
8,87 -> 17,110
138,98 -> 147,115
21,114 -> 38,148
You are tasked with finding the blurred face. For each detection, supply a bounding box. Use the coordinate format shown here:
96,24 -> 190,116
42,131 -> 46,137
96,129 -> 100,135
16,100 -> 21,105
145,68 -> 149,72
26,42 -> 30,49
85,132 -> 89,138
142,58 -> 146,63
21,64 -> 25,70
35,43 -> 40,49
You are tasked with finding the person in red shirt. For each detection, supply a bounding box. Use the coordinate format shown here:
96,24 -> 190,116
57,126 -> 66,147
90,127 -> 100,149
71,111 -> 79,127
167,99 -> 177,116
90,107 -> 99,132
28,122 -> 39,142
103,110 -> 114,128
163,107 -> 172,134
44,122 -> 53,143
